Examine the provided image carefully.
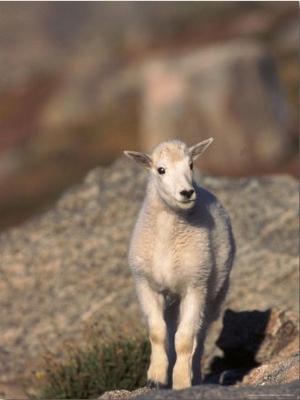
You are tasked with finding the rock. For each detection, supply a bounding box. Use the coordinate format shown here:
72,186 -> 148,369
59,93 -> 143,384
99,387 -> 152,399
100,381 -> 300,400
216,308 -> 299,366
0,156 -> 298,388
140,40 -> 295,176
132,380 -> 300,400
204,308 -> 299,385
242,354 -> 299,386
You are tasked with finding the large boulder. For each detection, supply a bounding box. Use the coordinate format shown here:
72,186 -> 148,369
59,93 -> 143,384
0,156 -> 298,391
205,308 -> 299,386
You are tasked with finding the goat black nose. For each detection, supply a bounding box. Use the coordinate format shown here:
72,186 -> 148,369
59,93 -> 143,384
180,189 -> 194,199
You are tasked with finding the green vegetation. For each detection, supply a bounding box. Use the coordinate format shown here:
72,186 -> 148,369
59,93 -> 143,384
32,323 -> 150,399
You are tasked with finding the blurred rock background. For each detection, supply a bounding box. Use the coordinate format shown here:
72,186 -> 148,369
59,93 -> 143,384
0,1 -> 298,232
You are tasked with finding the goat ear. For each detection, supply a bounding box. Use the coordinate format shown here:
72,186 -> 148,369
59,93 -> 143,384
124,150 -> 152,169
189,138 -> 214,160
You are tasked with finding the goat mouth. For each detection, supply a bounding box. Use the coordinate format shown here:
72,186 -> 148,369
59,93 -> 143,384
176,199 -> 196,208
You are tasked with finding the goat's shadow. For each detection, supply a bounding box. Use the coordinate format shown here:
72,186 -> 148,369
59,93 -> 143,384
203,309 -> 271,385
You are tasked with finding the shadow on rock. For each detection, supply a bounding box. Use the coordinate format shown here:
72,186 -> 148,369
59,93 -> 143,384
204,308 -> 299,385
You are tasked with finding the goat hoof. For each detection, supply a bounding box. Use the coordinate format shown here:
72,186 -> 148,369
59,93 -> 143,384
147,379 -> 163,389
147,379 -> 155,389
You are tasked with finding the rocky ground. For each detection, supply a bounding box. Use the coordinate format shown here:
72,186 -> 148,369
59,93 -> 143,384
100,380 -> 300,400
0,155 -> 298,398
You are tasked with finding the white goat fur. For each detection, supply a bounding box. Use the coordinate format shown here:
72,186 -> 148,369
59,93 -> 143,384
124,139 -> 235,389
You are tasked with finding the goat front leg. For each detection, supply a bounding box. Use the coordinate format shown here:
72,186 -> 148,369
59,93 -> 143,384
172,287 -> 205,389
135,278 -> 168,387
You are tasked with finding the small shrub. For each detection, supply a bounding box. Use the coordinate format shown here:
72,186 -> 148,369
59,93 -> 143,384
32,322 -> 150,399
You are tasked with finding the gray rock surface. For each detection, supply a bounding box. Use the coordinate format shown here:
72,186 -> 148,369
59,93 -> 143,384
0,156 -> 298,389
99,381 -> 300,400
133,380 -> 300,400
243,354 -> 299,387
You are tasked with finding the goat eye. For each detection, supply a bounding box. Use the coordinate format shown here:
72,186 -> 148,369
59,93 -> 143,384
190,162 -> 193,171
157,167 -> 165,175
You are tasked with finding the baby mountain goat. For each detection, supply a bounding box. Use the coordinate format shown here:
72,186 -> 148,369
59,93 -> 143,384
124,139 -> 235,390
